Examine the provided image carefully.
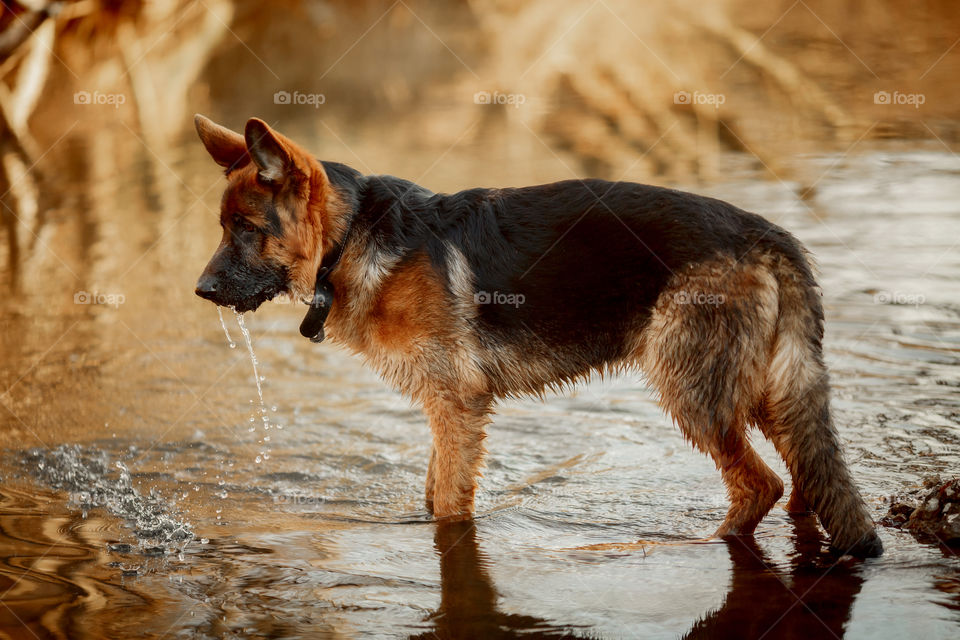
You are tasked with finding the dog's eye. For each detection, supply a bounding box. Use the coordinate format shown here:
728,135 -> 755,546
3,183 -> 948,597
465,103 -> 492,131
235,218 -> 258,235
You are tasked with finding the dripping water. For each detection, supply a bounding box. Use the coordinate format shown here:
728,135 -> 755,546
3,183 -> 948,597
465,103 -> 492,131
234,310 -> 272,464
216,306 -> 237,349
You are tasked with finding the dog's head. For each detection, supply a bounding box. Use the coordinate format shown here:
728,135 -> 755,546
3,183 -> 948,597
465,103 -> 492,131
193,115 -> 333,312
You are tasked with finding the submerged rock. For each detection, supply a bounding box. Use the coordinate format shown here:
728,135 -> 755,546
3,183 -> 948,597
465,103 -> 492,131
883,476 -> 960,545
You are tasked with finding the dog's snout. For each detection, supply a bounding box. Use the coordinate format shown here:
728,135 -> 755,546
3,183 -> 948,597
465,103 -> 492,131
195,274 -> 219,301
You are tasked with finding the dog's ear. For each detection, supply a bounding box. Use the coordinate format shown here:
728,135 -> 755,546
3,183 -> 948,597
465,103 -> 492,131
244,118 -> 299,186
194,114 -> 250,172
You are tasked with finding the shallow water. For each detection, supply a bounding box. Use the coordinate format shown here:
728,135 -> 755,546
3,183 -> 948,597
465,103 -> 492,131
1,143 -> 959,638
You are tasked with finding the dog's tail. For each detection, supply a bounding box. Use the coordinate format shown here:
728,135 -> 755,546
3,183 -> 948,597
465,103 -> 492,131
761,253 -> 882,557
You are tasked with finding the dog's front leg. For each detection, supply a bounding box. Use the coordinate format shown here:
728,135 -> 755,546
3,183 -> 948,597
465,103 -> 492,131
425,445 -> 436,511
423,393 -> 492,519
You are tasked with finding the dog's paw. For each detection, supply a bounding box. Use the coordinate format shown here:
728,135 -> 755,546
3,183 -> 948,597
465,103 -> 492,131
829,530 -> 884,558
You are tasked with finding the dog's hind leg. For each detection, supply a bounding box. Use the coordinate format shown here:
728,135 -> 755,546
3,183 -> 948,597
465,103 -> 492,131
709,432 -> 784,537
640,258 -> 784,538
660,384 -> 783,537
423,392 -> 492,519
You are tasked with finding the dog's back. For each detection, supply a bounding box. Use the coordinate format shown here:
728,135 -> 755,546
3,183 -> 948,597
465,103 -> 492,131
347,177 -> 806,387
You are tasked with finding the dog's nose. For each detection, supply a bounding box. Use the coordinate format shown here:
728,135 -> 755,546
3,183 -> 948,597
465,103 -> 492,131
195,275 -> 218,301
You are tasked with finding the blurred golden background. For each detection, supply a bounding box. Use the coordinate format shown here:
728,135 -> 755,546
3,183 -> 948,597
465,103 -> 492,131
2,0 -> 958,205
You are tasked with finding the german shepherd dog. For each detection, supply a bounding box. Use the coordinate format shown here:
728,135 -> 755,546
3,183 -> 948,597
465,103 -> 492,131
193,115 -> 883,558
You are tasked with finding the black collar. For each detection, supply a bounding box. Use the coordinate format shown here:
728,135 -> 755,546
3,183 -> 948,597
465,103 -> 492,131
299,216 -> 355,343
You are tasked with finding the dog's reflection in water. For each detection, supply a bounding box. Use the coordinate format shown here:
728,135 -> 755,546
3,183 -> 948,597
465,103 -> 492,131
410,520 -> 586,639
685,515 -> 865,639
413,516 -> 864,639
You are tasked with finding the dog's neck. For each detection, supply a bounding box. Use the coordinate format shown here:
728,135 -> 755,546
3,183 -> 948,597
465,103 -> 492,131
319,169 -> 439,349
311,165 -> 453,352
305,163 -> 368,345
299,208 -> 358,342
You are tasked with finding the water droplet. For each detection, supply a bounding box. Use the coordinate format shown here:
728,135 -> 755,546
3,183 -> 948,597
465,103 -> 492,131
255,456 -> 262,464
271,406 -> 277,412
200,538 -> 209,544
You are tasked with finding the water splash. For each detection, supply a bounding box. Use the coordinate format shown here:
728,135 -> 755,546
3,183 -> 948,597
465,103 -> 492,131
234,310 -> 272,464
216,306 -> 237,349
25,445 -> 193,550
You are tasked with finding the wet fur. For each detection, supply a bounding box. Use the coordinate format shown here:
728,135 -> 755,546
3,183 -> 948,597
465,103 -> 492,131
195,116 -> 883,557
